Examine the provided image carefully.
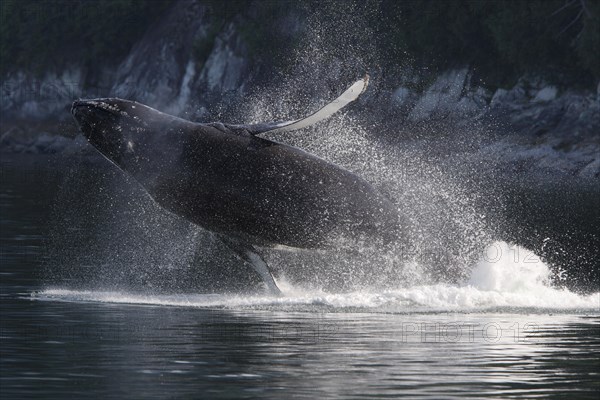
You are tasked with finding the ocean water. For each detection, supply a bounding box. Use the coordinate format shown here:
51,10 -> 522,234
1,155 -> 598,399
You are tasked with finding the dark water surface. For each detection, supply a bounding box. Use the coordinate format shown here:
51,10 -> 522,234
1,155 -> 599,399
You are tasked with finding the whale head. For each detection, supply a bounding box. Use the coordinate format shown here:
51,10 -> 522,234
71,98 -> 189,174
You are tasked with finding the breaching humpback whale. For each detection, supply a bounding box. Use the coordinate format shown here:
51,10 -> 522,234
72,76 -> 400,294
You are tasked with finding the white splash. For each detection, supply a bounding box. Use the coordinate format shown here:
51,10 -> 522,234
35,242 -> 599,313
468,241 -> 551,292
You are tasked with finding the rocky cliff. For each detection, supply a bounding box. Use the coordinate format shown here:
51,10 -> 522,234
1,0 -> 598,179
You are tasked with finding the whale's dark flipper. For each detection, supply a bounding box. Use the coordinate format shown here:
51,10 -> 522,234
217,235 -> 282,295
228,75 -> 369,136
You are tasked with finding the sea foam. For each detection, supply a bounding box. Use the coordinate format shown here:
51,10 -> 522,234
36,242 -> 599,313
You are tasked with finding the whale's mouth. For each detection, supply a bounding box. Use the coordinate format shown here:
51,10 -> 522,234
71,99 -> 120,131
71,99 -> 132,165
71,99 -> 128,117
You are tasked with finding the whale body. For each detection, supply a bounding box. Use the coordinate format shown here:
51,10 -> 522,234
71,77 -> 400,293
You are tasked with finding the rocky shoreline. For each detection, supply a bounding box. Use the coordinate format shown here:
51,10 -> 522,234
2,71 -> 598,180
1,0 -> 598,180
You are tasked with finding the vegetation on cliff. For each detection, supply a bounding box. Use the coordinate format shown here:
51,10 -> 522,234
1,0 -> 598,88
373,0 -> 599,87
0,0 -> 172,76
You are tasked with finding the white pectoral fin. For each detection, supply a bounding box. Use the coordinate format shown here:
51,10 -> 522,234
238,75 -> 369,136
